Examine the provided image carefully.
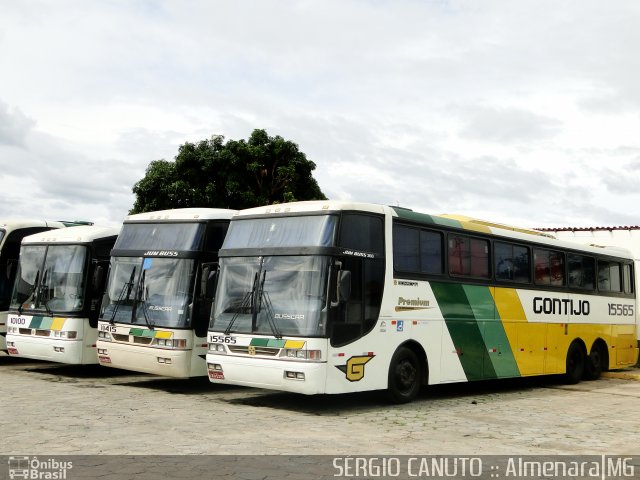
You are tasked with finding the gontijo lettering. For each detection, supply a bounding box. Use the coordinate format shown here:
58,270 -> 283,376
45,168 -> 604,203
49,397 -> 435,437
533,297 -> 590,316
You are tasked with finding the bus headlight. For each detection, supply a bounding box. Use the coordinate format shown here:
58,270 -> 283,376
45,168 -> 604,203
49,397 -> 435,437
55,331 -> 77,339
155,338 -> 187,349
98,331 -> 112,341
208,343 -> 227,354
282,349 -> 321,361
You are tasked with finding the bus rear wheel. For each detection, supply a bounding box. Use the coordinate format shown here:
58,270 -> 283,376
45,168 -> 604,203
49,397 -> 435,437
386,346 -> 421,404
564,341 -> 585,384
584,343 -> 606,380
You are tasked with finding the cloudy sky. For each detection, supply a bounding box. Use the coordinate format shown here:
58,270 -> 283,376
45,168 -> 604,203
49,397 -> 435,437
1,0 -> 640,228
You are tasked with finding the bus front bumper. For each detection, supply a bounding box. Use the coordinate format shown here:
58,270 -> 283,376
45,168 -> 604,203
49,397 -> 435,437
96,340 -> 196,378
206,353 -> 327,395
5,334 -> 95,364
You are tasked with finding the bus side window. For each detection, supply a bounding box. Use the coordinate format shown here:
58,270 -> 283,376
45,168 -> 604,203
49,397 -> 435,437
598,261 -> 622,293
534,248 -> 565,287
623,264 -> 633,294
448,234 -> 489,278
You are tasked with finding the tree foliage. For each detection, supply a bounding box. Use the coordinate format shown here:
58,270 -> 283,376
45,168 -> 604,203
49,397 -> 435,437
130,129 -> 327,214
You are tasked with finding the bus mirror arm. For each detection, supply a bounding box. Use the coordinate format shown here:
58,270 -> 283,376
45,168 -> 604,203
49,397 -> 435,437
200,262 -> 219,299
6,259 -> 17,280
331,270 -> 351,307
92,264 -> 105,292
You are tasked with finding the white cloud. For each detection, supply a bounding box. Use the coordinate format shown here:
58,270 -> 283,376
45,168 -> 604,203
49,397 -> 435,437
1,0 -> 640,230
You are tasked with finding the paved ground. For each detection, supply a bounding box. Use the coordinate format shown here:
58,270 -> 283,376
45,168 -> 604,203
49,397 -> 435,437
1,351 -> 639,456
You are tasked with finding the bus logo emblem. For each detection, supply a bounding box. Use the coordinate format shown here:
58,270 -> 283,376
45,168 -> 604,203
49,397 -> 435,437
248,345 -> 256,356
336,355 -> 375,382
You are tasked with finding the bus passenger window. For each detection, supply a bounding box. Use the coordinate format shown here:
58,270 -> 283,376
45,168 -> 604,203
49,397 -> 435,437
393,225 -> 443,275
534,249 -> 565,286
598,261 -> 622,292
623,264 -> 633,294
448,235 -> 489,278
393,225 -> 419,272
495,242 -> 530,283
567,254 -> 595,290
420,230 -> 443,274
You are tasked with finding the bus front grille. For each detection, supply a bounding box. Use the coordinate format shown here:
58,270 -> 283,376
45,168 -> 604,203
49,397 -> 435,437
112,334 -> 130,342
132,336 -> 153,345
228,345 -> 279,356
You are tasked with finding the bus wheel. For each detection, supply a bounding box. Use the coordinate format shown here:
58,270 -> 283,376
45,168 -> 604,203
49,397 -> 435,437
387,346 -> 421,404
564,341 -> 585,384
584,343 -> 605,381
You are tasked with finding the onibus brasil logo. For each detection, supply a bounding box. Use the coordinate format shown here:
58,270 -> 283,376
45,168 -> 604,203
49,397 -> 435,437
8,456 -> 73,479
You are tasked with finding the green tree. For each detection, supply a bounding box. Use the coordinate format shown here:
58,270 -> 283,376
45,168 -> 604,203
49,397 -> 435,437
130,129 -> 327,213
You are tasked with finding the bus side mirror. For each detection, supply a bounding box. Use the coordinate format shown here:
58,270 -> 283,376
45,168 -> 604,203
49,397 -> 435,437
6,259 -> 17,280
200,262 -> 219,299
92,265 -> 106,292
336,270 -> 351,304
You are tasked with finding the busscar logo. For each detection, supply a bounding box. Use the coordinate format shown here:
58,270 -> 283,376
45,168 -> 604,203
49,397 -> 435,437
336,355 -> 375,382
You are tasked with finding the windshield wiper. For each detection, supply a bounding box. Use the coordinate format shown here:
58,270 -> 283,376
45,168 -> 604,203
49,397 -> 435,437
18,270 -> 40,316
39,269 -> 54,316
223,272 -> 258,335
132,269 -> 154,330
109,267 -> 137,324
255,270 -> 281,339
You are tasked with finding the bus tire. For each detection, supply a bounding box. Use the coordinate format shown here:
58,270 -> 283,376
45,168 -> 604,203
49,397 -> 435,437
564,341 -> 585,385
584,343 -> 605,381
386,346 -> 421,404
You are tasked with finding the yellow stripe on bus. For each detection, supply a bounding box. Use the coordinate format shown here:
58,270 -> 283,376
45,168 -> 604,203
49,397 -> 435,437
284,340 -> 305,349
51,318 -> 65,331
155,331 -> 173,339
491,288 -> 548,376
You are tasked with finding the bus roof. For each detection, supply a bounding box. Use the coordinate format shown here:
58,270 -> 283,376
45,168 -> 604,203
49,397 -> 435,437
0,219 -> 67,232
232,200 -> 388,217
22,225 -> 121,245
124,208 -> 236,223
230,201 -> 635,260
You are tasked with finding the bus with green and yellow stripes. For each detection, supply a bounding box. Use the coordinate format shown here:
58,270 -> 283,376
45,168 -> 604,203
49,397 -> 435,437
1,219 -> 69,352
96,208 -> 234,377
206,201 -> 639,403
6,225 -> 119,363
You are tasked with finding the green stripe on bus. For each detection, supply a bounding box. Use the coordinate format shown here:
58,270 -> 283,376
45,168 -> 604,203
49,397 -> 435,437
462,285 -> 520,378
129,328 -> 144,336
40,317 -> 53,329
30,316 -> 44,329
250,338 -> 270,347
391,208 -> 462,229
141,329 -> 156,338
431,282 -> 489,380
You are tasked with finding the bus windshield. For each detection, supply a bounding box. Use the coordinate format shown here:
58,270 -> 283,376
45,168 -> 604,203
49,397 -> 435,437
222,215 -> 337,249
101,256 -> 196,328
210,255 -> 330,337
114,222 -> 205,251
10,245 -> 88,313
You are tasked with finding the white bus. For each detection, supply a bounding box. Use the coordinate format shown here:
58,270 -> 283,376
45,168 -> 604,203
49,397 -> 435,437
96,208 -> 233,377
6,225 -> 119,363
1,220 -> 67,351
206,201 -> 639,403
540,226 -> 640,357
